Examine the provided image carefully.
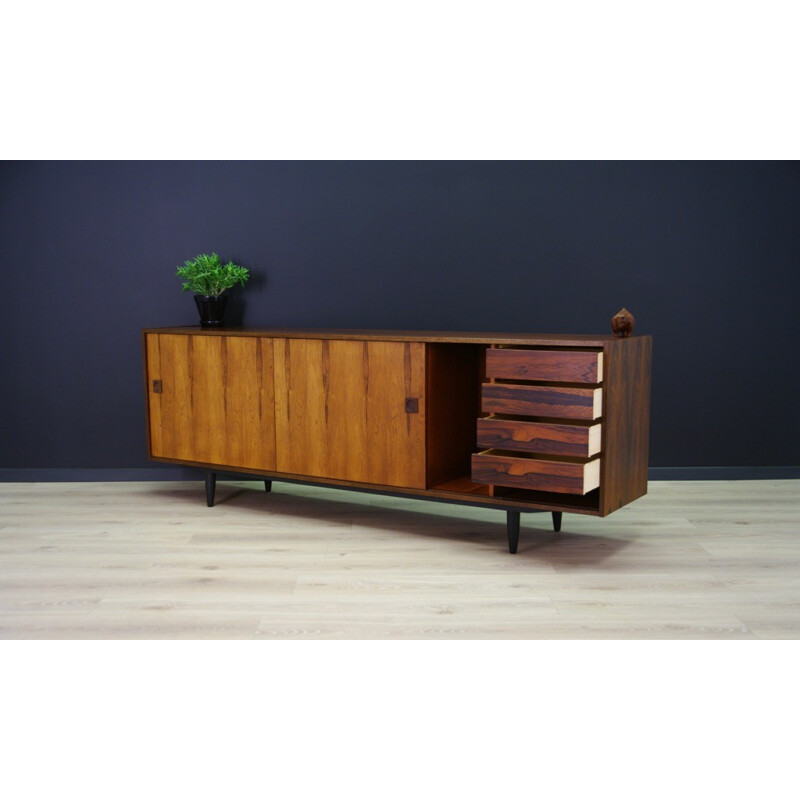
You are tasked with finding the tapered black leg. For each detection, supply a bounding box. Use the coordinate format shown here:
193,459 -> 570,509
264,480 -> 272,493
552,511 -> 562,532
507,510 -> 520,554
205,471 -> 216,507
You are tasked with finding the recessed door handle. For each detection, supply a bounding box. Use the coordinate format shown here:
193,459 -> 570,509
404,397 -> 418,413
152,380 -> 163,393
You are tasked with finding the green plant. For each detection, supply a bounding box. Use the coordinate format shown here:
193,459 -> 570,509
176,253 -> 249,297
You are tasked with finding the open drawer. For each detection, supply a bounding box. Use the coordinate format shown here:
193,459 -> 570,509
482,383 -> 603,420
471,450 -> 601,495
477,417 -> 602,458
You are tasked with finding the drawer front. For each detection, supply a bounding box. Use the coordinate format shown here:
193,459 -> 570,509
486,348 -> 603,383
482,384 -> 602,420
477,418 -> 601,458
471,451 -> 601,495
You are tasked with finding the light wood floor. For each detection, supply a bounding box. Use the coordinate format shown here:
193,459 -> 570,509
1,479 -> 798,639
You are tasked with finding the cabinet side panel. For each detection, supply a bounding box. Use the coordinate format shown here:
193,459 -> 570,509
145,333 -> 163,457
600,336 -> 652,515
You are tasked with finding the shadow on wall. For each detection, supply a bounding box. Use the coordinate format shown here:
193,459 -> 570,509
224,267 -> 267,326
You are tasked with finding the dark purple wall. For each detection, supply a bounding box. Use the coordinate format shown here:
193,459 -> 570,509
1,161 -> 798,471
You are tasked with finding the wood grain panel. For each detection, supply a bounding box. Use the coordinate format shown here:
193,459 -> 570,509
366,341 -> 426,487
223,336 -> 276,469
274,339 -> 426,489
472,451 -> 601,495
477,418 -> 601,458
156,333 -> 194,461
274,338 -> 325,479
145,334 -> 162,457
189,336 -> 227,464
146,334 -> 275,471
599,336 -> 652,515
486,349 -> 603,383
481,384 -> 602,420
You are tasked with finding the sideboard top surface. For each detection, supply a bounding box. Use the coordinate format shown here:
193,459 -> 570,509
143,327 -> 646,348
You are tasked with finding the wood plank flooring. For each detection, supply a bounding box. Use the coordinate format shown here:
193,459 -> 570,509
1,480 -> 798,639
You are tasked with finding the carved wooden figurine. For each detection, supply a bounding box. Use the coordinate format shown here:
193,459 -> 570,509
612,308 -> 635,338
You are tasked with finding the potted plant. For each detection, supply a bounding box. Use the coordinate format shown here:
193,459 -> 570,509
176,253 -> 250,328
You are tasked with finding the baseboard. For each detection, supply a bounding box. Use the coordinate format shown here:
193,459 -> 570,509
648,466 -> 800,480
1,466 -> 799,482
0,467 -> 199,482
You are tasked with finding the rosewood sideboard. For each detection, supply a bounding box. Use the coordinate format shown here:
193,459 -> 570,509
143,328 -> 652,552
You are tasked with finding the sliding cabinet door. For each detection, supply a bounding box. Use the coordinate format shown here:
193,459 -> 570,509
273,339 -> 426,489
146,333 -> 276,471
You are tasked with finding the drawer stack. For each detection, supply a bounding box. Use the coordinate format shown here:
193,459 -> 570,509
471,348 -> 603,495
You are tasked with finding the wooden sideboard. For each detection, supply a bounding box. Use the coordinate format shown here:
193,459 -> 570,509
143,327 -> 652,552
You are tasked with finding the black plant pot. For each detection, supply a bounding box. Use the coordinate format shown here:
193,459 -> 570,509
194,294 -> 228,328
